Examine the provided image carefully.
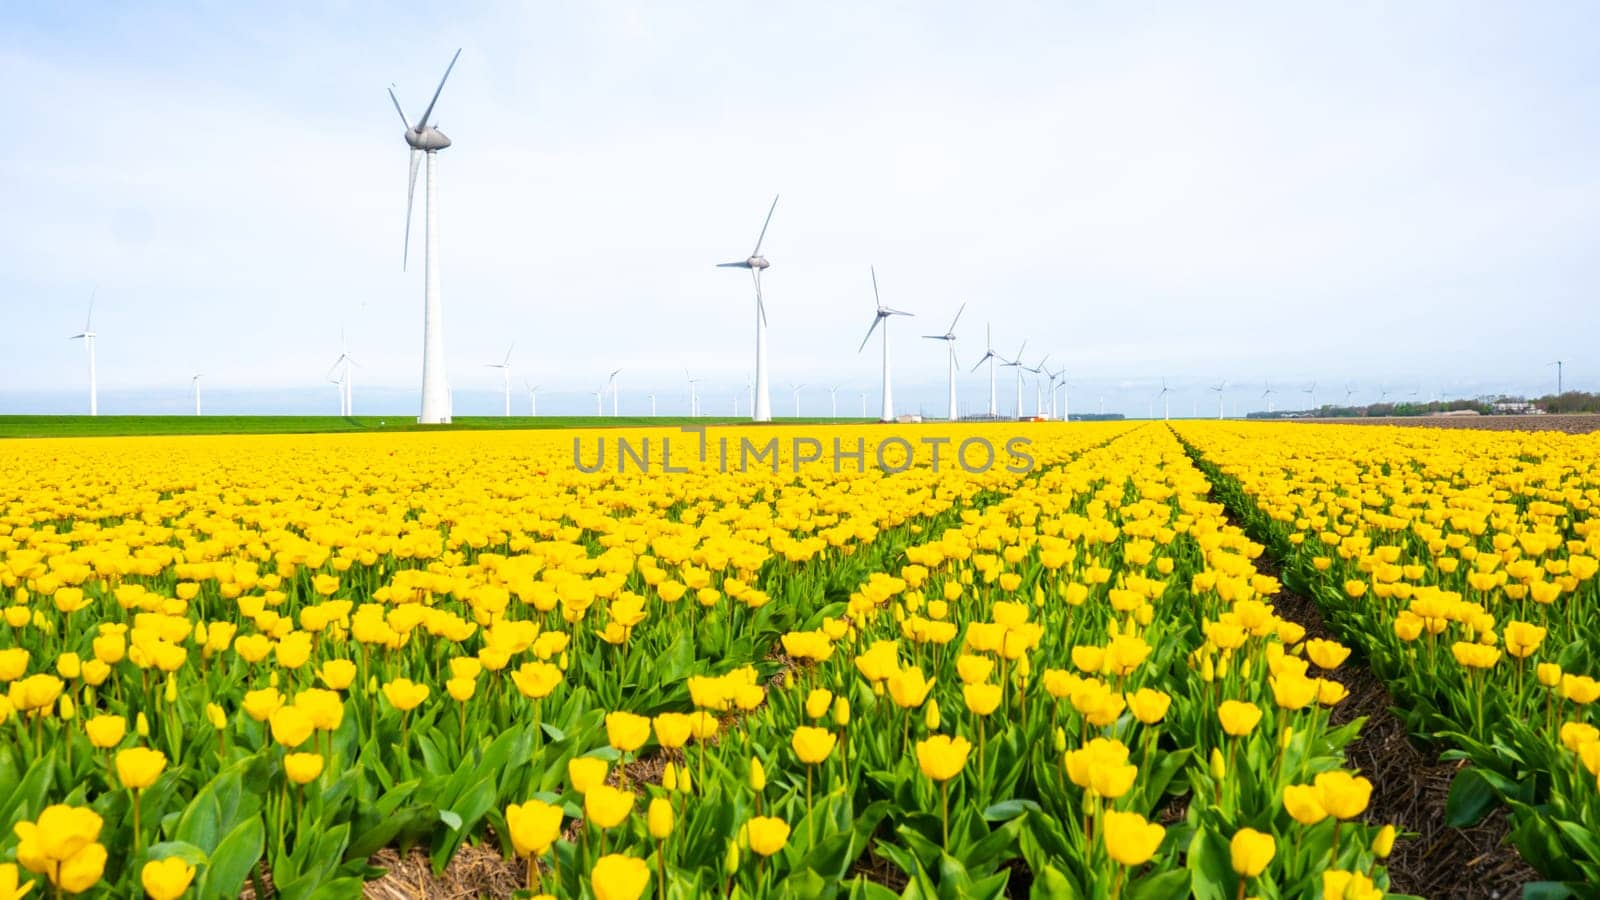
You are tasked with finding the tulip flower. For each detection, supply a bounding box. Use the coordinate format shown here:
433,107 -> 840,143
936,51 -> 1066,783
916,734 -> 971,848
745,816 -> 791,857
569,757 -> 610,795
141,857 -> 196,900
605,711 -> 651,754
590,854 -> 650,900
1230,827 -> 1275,897
284,752 -> 324,785
1103,810 -> 1165,866
585,784 -> 634,830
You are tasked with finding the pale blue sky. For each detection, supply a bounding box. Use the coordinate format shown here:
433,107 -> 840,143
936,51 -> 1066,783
3,2 -> 1597,416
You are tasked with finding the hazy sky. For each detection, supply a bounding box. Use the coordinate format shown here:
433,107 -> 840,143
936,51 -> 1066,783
3,2 -> 1597,417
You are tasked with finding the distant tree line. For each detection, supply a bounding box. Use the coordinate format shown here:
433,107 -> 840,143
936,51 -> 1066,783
1245,391 -> 1600,419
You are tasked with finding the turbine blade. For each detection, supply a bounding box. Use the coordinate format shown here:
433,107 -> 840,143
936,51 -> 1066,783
416,48 -> 462,130
86,287 -> 96,331
870,266 -> 880,309
921,335 -> 946,340
716,261 -> 752,268
753,269 -> 768,326
951,347 -> 960,369
970,354 -> 989,373
387,87 -> 411,128
403,148 -> 421,270
751,194 -> 779,257
948,302 -> 965,333
858,316 -> 882,353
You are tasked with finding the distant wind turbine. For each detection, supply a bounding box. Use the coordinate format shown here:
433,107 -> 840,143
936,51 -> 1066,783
717,195 -> 779,422
525,381 -> 539,416
828,385 -> 840,418
789,383 -> 805,417
970,324 -> 1000,418
191,374 -> 203,416
647,393 -> 656,417
923,303 -> 965,422
328,330 -> 359,416
1551,360 -> 1564,396
1261,381 -> 1275,414
606,368 -> 622,417
1025,355 -> 1051,417
592,389 -> 604,416
1303,381 -> 1317,411
1210,381 -> 1227,420
1156,378 -> 1171,421
69,289 -> 98,416
859,391 -> 868,417
685,370 -> 701,417
1344,383 -> 1356,407
857,267 -> 913,422
389,49 -> 463,424
1000,341 -> 1028,420
485,344 -> 514,417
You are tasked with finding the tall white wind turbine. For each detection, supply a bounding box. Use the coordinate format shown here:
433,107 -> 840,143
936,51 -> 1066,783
647,393 -> 656,417
1026,355 -> 1051,417
1000,341 -> 1027,420
717,196 -> 779,422
389,49 -> 463,425
685,370 -> 701,417
592,389 -> 604,416
857,268 -> 913,423
485,344 -> 514,416
1344,383 -> 1356,407
969,324 -> 1000,418
69,289 -> 98,416
526,381 -> 539,416
1303,381 -> 1317,412
191,374 -> 203,416
828,385 -> 840,418
923,303 -> 965,422
1156,377 -> 1171,421
1261,381 -> 1275,414
607,368 -> 622,416
1210,381 -> 1227,419
789,383 -> 805,417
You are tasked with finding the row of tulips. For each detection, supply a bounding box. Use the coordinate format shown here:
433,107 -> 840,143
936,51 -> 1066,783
1177,421 -> 1600,895
489,425 -> 1402,898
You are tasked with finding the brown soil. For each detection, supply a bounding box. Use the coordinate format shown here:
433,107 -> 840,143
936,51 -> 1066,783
362,845 -> 524,900
1267,573 -> 1539,898
1297,414 -> 1600,434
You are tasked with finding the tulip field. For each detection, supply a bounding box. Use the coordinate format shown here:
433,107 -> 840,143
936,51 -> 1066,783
1,420 -> 1595,898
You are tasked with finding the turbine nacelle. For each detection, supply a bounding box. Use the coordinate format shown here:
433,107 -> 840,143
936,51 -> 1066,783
404,126 -> 452,151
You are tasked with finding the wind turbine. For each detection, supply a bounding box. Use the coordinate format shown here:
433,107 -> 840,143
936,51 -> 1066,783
1025,355 -> 1051,417
191,374 -> 203,416
685,370 -> 701,417
328,375 -> 345,413
606,368 -> 622,417
1156,378 -> 1171,421
789,383 -> 805,417
923,303 -> 965,422
1302,381 -> 1317,412
717,195 -> 779,422
1210,381 -> 1227,420
1000,341 -> 1028,420
1344,383 -> 1356,407
647,393 -> 656,417
69,289 -> 98,416
1043,367 -> 1065,420
859,392 -> 868,417
828,385 -> 840,418
857,267 -> 913,423
1261,381 -> 1275,414
592,389 -> 604,416
485,344 -> 514,417
969,324 -> 1000,418
389,49 -> 463,425
328,331 -> 359,416
526,381 -> 539,416
1551,360 -> 1564,396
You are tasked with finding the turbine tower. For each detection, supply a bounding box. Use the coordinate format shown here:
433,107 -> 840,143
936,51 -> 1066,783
1261,381 -> 1275,414
1551,360 -> 1564,396
922,303 -> 965,422
969,324 -> 1000,418
685,370 -> 701,417
1156,378 -> 1171,421
717,195 -> 778,422
191,374 -> 203,416
828,385 -> 840,418
789,383 -> 805,417
526,381 -> 539,416
857,267 -> 913,423
607,368 -> 622,416
1000,341 -> 1027,420
389,49 -> 462,425
647,393 -> 656,417
1025,355 -> 1051,417
592,389 -> 604,416
69,289 -> 98,416
1210,381 -> 1227,420
1303,381 -> 1317,412
485,344 -> 514,417
1344,383 -> 1356,407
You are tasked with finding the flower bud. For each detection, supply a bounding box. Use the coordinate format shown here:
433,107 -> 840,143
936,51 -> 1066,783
1371,824 -> 1397,858
1210,746 -> 1227,781
924,698 -> 940,731
136,712 -> 150,737
749,757 -> 766,793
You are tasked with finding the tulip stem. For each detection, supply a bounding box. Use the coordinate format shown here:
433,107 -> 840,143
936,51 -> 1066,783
940,780 -> 950,851
131,788 -> 143,854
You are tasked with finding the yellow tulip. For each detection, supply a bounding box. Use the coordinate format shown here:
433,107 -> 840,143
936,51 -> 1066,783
568,757 -> 610,795
284,752 -> 324,785
1282,783 -> 1328,825
506,799 -> 564,857
585,785 -> 634,830
115,747 -> 166,790
745,816 -> 791,857
83,715 -> 126,750
1229,827 -> 1275,877
915,734 -> 971,782
590,854 -> 651,900
963,682 -> 1002,716
792,725 -> 837,764
1218,700 -> 1262,737
269,706 -> 314,749
1313,770 -> 1372,820
605,711 -> 651,753
1102,810 -> 1165,866
381,678 -> 429,711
